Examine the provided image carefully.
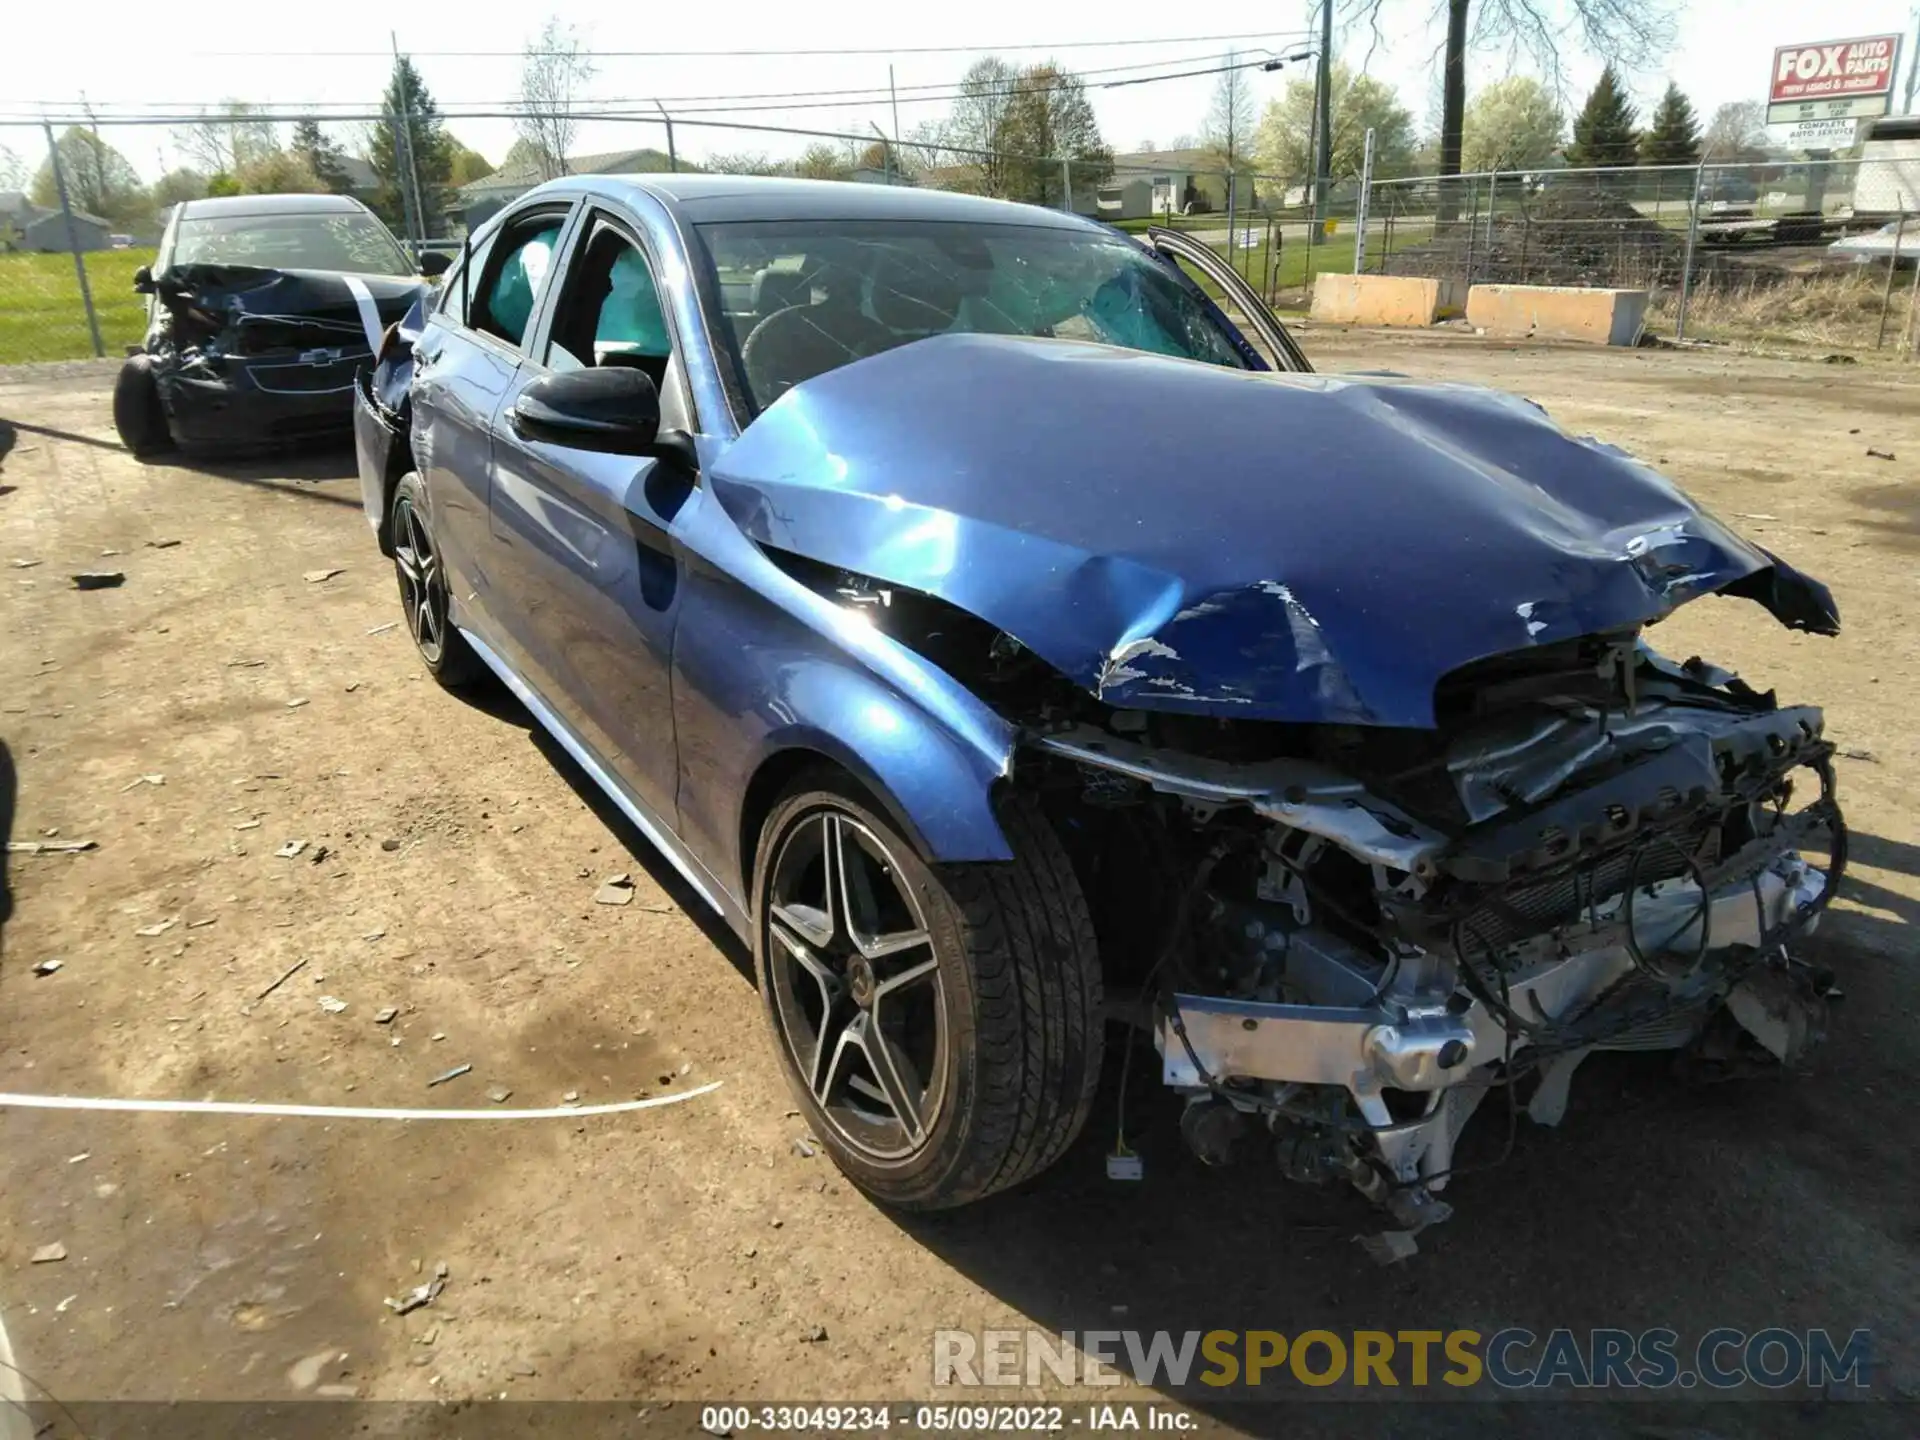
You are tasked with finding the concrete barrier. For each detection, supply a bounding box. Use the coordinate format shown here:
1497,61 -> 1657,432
1465,284 -> 1649,346
1309,274 -> 1459,328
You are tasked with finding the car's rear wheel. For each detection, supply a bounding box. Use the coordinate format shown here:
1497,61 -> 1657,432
390,471 -> 483,688
112,355 -> 172,457
753,775 -> 1103,1209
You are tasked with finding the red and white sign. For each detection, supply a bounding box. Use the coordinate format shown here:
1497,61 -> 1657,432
1767,35 -> 1903,123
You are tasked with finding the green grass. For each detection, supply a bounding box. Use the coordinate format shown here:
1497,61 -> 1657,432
0,250 -> 154,364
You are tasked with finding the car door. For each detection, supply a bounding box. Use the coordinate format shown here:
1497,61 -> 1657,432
485,209 -> 692,825
1145,226 -> 1315,373
411,202 -> 577,634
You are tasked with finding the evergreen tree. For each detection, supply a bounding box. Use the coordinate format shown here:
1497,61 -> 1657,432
1638,83 -> 1701,167
291,120 -> 353,194
369,55 -> 454,235
1565,65 -> 1639,169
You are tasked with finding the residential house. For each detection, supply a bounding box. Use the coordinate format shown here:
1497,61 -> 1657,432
1101,150 -> 1267,220
0,191 -> 110,253
457,146 -> 679,231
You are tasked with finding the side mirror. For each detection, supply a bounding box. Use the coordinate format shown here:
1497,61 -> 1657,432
510,367 -> 661,455
418,251 -> 452,278
133,265 -> 155,294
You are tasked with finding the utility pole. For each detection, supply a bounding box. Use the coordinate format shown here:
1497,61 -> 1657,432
889,64 -> 902,144
1312,0 -> 1333,244
1905,8 -> 1919,113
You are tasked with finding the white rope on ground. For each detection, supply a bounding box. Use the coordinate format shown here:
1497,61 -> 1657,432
0,1304 -> 31,1440
0,1081 -> 722,1122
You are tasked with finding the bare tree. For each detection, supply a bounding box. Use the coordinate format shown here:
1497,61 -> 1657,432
1202,52 -> 1258,175
172,102 -> 279,178
515,17 -> 596,181
1341,0 -> 1677,201
1702,101 -> 1769,162
943,56 -> 1022,196
0,144 -> 24,192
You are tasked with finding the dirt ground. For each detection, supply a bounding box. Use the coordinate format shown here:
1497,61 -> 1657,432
0,334 -> 1916,1437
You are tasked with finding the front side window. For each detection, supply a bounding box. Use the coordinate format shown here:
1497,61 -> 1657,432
545,226 -> 672,384
696,219 -> 1252,409
171,212 -> 413,275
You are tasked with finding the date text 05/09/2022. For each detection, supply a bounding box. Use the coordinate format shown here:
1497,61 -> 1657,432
698,1405 -> 1196,1433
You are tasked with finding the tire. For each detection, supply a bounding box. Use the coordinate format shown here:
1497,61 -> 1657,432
753,774 -> 1103,1209
112,355 -> 172,457
389,471 -> 484,689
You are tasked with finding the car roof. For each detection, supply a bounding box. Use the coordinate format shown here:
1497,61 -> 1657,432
534,173 -> 1099,231
177,193 -> 373,220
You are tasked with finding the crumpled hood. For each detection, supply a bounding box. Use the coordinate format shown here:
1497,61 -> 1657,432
155,263 -> 425,310
709,333 -> 1837,727
154,264 -> 426,352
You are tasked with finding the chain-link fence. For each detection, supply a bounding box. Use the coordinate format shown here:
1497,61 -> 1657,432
6,103 -> 1919,364
1351,158 -> 1920,352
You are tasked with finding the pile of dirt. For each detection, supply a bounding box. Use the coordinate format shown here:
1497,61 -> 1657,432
1383,181 -> 1784,290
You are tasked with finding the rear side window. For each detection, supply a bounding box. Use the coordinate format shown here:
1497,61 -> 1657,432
436,229 -> 498,325
471,213 -> 567,349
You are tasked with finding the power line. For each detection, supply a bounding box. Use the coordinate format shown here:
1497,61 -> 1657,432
183,29 -> 1311,60
2,56 -> 1295,129
7,47 -> 1295,116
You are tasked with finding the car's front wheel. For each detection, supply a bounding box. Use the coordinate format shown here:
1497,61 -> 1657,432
753,775 -> 1103,1209
112,355 -> 172,457
389,472 -> 483,689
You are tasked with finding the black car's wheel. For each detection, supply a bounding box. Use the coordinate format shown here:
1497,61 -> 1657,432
112,355 -> 172,457
390,471 -> 483,688
753,775 -> 1103,1209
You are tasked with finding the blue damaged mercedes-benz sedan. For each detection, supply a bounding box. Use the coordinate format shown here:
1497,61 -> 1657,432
355,175 -> 1844,1249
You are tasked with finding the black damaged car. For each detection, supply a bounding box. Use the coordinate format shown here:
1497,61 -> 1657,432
113,193 -> 445,458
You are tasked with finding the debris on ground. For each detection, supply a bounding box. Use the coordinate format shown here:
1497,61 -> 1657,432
380,838 -> 401,852
367,622 -> 398,635
285,698 -> 309,710
487,1086 -> 513,1104
507,1359 -> 537,1377
6,839 -> 97,855
233,820 -> 260,831
303,568 -> 345,583
256,957 -> 309,1000
32,959 -> 62,976
375,1006 -> 399,1025
383,1262 -> 449,1315
134,917 -> 179,938
791,1136 -> 819,1159
119,773 -> 164,791
10,558 -> 40,569
318,995 -> 349,1014
146,538 -> 182,549
426,1063 -> 471,1088
1840,747 -> 1880,763
31,1243 -> 67,1264
188,917 -> 216,929
595,874 -> 635,906
71,572 -> 125,590
1866,448 -> 1896,461
226,659 -> 266,669
308,844 -> 330,864
800,1324 -> 828,1344
275,840 -> 308,859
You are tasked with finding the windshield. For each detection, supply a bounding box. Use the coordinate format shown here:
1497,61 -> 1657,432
173,212 -> 415,276
696,218 -> 1252,409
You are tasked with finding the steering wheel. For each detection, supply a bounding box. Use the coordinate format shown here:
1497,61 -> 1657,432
741,303 -> 894,404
